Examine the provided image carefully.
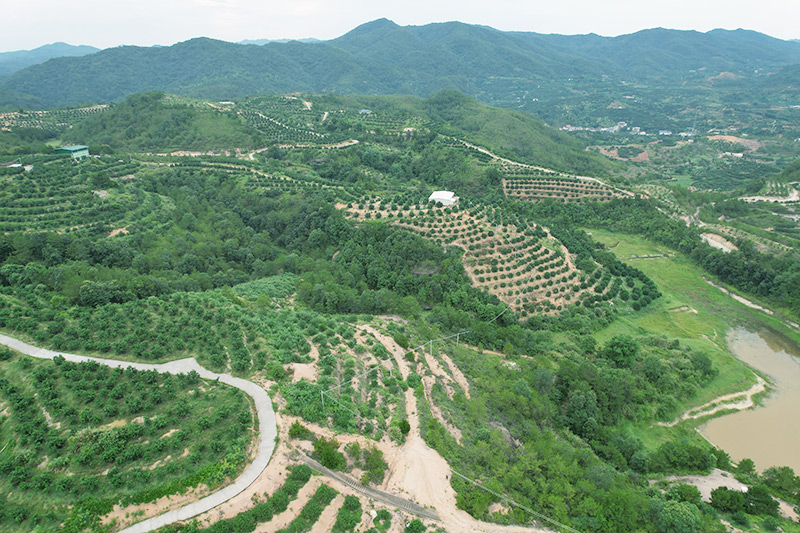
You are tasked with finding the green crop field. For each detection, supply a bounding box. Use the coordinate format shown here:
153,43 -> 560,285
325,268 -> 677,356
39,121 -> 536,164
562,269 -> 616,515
0,348 -> 253,532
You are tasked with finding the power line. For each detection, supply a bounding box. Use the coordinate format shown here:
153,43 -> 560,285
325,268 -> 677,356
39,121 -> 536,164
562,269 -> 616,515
450,469 -> 581,533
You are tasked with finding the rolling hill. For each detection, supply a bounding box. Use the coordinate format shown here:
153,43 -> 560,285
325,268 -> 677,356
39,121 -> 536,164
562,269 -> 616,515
0,42 -> 99,79
2,19 -> 799,110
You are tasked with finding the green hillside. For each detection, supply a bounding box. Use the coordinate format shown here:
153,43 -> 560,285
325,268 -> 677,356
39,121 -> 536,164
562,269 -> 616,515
0,42 -> 99,79
2,20 -> 799,120
2,91 -> 800,533
59,90 -> 615,177
63,92 -> 264,151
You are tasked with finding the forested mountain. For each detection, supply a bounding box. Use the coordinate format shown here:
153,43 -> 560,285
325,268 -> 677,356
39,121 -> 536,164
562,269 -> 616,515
2,20 -> 799,110
0,42 -> 99,79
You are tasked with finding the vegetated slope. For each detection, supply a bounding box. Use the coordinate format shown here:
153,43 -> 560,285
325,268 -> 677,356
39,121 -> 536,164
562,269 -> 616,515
0,156 -> 160,234
763,63 -> 800,88
3,20 -> 800,109
313,90 -> 616,176
344,197 -> 655,318
536,27 -> 800,79
0,42 -> 99,79
775,157 -> 800,182
3,108 -> 799,532
63,92 -> 265,151
60,90 -> 615,177
0,348 -> 254,532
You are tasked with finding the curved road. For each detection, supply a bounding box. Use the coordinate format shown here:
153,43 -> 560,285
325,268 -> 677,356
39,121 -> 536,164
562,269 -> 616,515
0,333 -> 277,533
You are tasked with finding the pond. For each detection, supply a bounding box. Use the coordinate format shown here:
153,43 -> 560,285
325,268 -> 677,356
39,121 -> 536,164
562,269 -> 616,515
699,327 -> 800,473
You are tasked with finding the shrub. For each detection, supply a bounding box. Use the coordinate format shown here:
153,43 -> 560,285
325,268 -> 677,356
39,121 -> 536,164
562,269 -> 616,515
313,437 -> 346,470
288,421 -> 313,440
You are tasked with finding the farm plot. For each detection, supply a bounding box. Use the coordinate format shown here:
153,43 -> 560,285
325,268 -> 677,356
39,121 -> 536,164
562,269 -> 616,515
503,169 -> 627,203
284,322 -> 410,442
342,108 -> 425,135
245,172 -> 346,196
0,105 -> 107,133
0,158 -> 161,234
344,199 -> 636,318
239,110 -> 324,144
0,350 -> 254,532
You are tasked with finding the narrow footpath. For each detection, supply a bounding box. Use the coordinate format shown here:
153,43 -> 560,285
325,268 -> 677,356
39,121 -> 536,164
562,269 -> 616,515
0,333 -> 277,533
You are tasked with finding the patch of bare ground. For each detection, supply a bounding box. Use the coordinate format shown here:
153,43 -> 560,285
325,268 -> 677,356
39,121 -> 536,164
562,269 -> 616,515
707,135 -> 761,153
489,501 -> 512,515
701,233 -> 738,253
656,468 -> 799,522
37,400 -> 61,430
108,226 -> 129,237
417,346 -> 457,399
160,428 -> 179,439
669,306 -> 698,314
288,362 -> 318,383
102,483 -> 211,529
438,350 -> 471,399
310,493 -> 344,532
595,146 -> 649,162
655,375 -> 767,427
147,455 -> 172,470
253,477 -> 324,532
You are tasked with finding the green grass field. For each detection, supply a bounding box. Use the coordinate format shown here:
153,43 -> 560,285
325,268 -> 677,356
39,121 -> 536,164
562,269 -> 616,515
587,229 -> 768,431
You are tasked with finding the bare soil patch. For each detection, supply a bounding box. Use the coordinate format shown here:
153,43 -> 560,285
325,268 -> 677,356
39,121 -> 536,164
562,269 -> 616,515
658,468 -> 798,522
707,135 -> 761,152
701,233 -> 738,253
656,375 -> 767,427
108,226 -> 129,237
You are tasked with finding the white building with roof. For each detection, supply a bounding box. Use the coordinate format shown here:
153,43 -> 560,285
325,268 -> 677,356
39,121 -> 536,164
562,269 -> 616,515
428,190 -> 457,206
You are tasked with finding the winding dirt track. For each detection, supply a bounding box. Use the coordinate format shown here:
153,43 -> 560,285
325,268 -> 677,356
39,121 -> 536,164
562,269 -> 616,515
655,376 -> 767,427
0,333 -> 277,533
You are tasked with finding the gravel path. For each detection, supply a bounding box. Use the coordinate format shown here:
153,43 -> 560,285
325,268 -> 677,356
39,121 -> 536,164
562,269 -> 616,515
0,333 -> 277,533
299,455 -> 441,521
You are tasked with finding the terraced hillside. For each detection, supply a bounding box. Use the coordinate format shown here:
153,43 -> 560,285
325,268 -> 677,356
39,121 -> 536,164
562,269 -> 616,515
0,157 -> 163,234
344,198 -> 652,318
503,169 -> 628,203
0,105 -> 107,133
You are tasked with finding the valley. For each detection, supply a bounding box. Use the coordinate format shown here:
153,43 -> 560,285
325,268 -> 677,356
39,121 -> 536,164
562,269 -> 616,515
1,21 -> 800,533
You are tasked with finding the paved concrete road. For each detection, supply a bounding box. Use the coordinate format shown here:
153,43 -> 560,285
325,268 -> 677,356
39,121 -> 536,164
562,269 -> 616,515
0,333 -> 277,533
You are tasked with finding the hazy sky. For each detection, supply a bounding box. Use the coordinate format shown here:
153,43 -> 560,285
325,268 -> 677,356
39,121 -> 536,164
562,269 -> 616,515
1,0 -> 799,52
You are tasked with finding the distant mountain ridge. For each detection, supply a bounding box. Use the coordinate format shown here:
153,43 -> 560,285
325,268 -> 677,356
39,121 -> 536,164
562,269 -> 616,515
238,38 -> 321,45
2,20 -> 799,109
0,42 -> 99,79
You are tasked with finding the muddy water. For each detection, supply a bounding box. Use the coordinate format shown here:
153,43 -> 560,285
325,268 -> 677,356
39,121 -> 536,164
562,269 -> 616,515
699,327 -> 800,472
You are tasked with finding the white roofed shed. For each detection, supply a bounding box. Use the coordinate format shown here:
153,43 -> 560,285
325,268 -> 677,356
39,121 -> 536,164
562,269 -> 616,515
428,190 -> 457,206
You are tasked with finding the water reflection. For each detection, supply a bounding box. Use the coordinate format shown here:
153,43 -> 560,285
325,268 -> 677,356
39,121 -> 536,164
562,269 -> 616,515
699,327 -> 800,473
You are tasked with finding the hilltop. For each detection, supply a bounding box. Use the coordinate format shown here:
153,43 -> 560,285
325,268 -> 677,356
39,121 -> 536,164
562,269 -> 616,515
0,42 -> 98,79
2,20 -> 799,114
52,90 -> 616,177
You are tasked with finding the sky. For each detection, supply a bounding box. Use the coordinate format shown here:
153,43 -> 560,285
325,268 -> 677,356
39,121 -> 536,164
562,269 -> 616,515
1,0 -> 799,52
